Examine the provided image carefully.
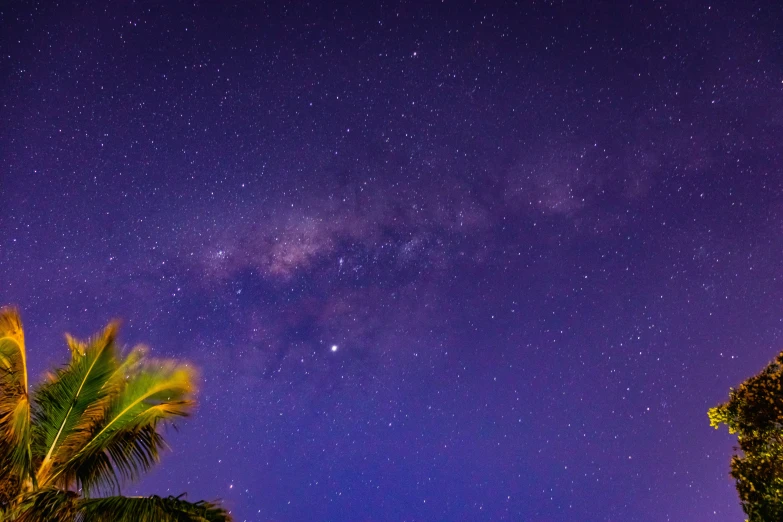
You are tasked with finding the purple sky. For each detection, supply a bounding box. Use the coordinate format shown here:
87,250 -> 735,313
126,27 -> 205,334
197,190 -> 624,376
2,1 -> 783,520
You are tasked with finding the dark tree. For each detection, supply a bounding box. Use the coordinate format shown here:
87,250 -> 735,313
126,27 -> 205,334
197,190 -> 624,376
709,351 -> 783,522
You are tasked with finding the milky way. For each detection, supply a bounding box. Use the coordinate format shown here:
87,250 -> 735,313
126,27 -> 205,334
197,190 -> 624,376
2,1 -> 783,520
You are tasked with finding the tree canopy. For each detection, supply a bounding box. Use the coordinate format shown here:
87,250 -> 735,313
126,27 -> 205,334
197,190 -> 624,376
709,350 -> 783,522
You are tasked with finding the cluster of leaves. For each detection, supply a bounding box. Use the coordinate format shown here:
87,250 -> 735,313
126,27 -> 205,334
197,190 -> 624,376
0,307 -> 231,521
16,490 -> 229,522
709,350 -> 783,522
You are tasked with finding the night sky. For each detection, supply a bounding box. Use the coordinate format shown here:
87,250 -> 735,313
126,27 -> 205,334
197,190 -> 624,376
2,1 -> 783,520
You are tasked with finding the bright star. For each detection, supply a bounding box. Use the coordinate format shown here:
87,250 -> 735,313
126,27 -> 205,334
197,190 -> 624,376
331,345 -> 338,352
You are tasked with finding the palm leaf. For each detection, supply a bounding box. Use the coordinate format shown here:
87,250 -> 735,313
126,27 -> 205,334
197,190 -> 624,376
15,489 -> 232,522
0,307 -> 33,490
32,323 -> 120,487
49,359 -> 197,494
2,311 -> 230,520
76,494 -> 232,522
14,488 -> 79,522
68,424 -> 166,495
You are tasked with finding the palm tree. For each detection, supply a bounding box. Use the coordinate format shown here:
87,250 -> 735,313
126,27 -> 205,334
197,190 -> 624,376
0,307 -> 232,521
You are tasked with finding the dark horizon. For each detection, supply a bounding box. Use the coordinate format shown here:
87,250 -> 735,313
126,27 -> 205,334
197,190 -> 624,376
2,1 -> 782,520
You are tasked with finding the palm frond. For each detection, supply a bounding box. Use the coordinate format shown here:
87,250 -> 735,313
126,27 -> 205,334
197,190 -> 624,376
69,424 -> 167,495
14,488 -> 79,522
1,310 -> 229,520
32,323 -> 120,486
0,307 -> 33,489
50,359 -> 197,494
76,493 -> 232,522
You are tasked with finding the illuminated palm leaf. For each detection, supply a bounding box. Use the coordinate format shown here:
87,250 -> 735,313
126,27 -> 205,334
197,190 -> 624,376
0,308 -> 32,498
53,361 -> 196,495
0,308 -> 231,521
32,324 -> 120,487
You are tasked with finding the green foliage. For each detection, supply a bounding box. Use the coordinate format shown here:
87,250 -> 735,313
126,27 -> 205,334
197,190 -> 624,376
14,489 -> 231,522
76,494 -> 231,522
0,307 -> 231,521
709,350 -> 783,522
0,309 -> 32,497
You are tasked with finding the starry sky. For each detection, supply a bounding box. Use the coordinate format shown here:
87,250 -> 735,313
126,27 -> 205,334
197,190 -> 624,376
2,1 -> 783,520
